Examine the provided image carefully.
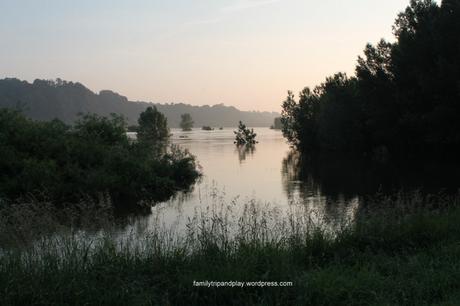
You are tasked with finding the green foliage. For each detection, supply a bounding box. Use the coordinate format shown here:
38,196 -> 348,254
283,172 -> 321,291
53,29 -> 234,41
1,193 -> 460,305
180,113 -> 194,131
234,121 -> 258,145
137,106 -> 169,144
74,113 -> 128,144
282,0 -> 460,158
0,108 -> 200,209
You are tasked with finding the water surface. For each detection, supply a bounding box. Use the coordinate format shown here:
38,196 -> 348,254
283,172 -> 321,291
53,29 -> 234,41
126,127 -> 460,234
133,128 -> 360,233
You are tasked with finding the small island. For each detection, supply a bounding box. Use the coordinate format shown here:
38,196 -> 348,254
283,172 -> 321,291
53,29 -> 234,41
234,121 -> 258,145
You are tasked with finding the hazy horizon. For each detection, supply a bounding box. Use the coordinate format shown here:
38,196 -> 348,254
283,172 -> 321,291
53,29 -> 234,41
0,0 -> 423,112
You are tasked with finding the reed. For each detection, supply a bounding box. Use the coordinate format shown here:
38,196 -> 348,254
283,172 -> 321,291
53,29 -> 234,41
1,191 -> 460,305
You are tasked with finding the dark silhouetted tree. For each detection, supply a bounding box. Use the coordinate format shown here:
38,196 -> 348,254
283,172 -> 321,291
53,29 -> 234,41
137,106 -> 169,143
180,113 -> 194,131
234,121 -> 257,145
281,0 -> 460,158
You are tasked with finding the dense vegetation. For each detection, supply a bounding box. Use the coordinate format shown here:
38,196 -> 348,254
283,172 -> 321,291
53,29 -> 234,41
0,108 -> 200,210
1,192 -> 460,305
281,0 -> 460,159
0,78 -> 278,127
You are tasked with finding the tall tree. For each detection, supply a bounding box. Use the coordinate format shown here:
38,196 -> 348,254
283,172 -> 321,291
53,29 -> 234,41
137,107 -> 169,143
356,40 -> 397,152
280,0 -> 460,158
180,113 -> 194,131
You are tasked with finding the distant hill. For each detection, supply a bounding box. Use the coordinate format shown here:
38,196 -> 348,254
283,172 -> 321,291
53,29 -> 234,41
0,78 -> 279,127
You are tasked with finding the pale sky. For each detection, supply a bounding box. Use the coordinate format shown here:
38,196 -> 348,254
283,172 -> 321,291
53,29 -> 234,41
0,0 -> 418,112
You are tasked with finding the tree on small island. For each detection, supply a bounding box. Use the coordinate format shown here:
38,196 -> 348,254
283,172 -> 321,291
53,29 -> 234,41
234,121 -> 258,145
180,113 -> 194,131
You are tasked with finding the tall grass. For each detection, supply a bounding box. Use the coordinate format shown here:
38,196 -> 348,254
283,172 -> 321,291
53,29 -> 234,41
1,191 -> 460,305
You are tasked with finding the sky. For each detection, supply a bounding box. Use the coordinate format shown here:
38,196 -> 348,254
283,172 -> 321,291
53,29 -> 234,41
0,0 -> 418,112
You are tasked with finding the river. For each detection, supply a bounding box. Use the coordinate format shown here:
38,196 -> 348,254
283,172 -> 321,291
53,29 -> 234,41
120,127 -> 460,237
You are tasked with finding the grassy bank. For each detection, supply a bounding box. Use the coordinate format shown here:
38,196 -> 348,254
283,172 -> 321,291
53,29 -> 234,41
1,192 -> 460,305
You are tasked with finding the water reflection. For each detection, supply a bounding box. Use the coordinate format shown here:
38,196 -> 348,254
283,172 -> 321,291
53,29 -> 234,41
282,151 -> 460,197
235,144 -> 256,163
118,128 -> 460,238
280,149 -> 460,225
281,151 -> 321,200
281,151 -> 360,227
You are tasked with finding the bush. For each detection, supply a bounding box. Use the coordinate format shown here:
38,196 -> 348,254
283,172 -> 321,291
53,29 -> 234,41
234,121 -> 257,145
0,108 -> 200,210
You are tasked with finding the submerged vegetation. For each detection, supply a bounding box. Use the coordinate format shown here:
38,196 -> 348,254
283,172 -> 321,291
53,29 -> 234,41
180,113 -> 194,131
234,121 -> 258,145
1,192 -> 460,305
281,0 -> 460,158
0,108 -> 200,210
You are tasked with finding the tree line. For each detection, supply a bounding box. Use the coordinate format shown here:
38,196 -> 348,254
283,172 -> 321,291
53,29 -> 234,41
0,78 -> 279,127
281,0 -> 460,159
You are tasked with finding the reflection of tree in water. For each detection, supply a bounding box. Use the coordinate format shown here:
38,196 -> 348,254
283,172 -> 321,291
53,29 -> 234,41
116,183 -> 199,236
235,144 -> 256,163
283,150 -> 460,197
281,150 -> 460,228
282,150 -> 394,199
281,151 -> 321,200
281,151 -> 361,228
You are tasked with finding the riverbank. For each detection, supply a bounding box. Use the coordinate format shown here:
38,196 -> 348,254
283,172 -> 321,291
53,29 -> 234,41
1,192 -> 460,305
0,109 -> 200,211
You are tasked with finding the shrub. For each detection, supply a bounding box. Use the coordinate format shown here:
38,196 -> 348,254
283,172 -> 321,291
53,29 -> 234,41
0,108 -> 200,210
234,121 -> 257,145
